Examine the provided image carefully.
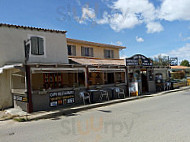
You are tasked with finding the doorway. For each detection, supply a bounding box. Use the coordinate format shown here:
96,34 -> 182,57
141,70 -> 148,93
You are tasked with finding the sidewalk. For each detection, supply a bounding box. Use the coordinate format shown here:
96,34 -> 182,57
1,86 -> 190,122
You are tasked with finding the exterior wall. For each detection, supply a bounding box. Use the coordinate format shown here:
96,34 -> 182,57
0,26 -> 68,67
0,70 -> 12,109
154,68 -> 169,80
32,88 -> 86,112
148,81 -> 156,93
67,42 -> 120,59
31,84 -> 127,112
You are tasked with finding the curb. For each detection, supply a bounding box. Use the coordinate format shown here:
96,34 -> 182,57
11,86 -> 190,121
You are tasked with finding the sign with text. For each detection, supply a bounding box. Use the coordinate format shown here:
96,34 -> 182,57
49,90 -> 75,107
170,57 -> 178,66
126,54 -> 153,66
14,95 -> 27,102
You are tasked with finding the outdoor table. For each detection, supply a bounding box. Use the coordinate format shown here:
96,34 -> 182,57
87,89 -> 105,103
107,87 -> 117,99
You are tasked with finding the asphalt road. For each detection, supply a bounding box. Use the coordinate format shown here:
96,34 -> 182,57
0,90 -> 190,142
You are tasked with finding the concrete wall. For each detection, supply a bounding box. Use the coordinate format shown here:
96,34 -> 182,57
31,84 -> 127,112
148,81 -> 156,93
67,42 -> 120,59
0,26 -> 68,67
0,70 -> 12,109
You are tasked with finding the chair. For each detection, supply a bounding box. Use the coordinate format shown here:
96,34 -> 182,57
115,88 -> 125,99
99,90 -> 109,102
79,91 -> 91,105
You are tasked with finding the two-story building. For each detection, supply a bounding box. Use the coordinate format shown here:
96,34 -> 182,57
0,23 -> 128,112
66,38 -> 128,103
0,23 -> 69,112
67,38 -> 126,85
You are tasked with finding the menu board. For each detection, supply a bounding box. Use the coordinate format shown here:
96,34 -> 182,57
49,90 -> 75,107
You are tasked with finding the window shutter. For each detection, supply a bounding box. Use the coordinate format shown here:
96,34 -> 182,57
68,45 -> 71,55
111,50 -> 114,58
90,48 -> 93,57
81,47 -> 85,56
104,50 -> 107,58
72,45 -> 76,56
38,37 -> 44,55
31,37 -> 38,55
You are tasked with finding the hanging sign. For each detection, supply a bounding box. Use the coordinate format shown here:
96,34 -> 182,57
126,54 -> 153,66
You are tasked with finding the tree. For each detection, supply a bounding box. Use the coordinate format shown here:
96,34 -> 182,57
180,60 -> 190,67
152,55 -> 170,67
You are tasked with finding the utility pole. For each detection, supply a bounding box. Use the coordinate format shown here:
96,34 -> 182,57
24,40 -> 33,113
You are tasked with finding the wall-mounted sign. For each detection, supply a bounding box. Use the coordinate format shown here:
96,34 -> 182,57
170,57 -> 178,66
14,95 -> 27,102
49,90 -> 75,107
126,54 -> 153,66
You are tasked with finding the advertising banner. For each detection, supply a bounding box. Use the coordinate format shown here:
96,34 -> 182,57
49,90 -> 75,107
129,82 -> 138,96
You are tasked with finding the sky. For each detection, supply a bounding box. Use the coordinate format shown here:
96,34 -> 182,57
1,0 -> 190,63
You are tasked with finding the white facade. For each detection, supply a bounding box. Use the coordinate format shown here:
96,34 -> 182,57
0,24 -> 68,109
0,25 -> 68,67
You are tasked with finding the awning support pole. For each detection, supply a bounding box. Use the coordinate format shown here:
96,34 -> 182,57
85,66 -> 89,89
24,40 -> 33,113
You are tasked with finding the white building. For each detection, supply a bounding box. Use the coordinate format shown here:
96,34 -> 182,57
0,23 -> 68,110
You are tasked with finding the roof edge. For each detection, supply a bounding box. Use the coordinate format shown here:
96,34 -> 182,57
0,23 -> 67,34
67,38 -> 126,49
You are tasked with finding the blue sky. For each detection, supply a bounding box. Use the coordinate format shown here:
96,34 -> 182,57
1,0 -> 190,63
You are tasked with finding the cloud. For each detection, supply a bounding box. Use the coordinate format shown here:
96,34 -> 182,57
75,5 -> 96,24
119,49 -> 128,59
110,41 -> 123,46
153,43 -> 190,61
98,0 -> 158,32
74,0 -> 190,33
159,0 -> 190,21
116,41 -> 123,45
146,22 -> 164,33
168,43 -> 190,60
179,33 -> 190,41
136,36 -> 144,42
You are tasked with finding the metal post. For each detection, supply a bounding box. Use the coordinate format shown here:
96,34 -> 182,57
126,66 -> 130,97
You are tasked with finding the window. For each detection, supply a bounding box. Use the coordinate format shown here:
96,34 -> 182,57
104,72 -> 115,84
115,72 -> 125,83
31,36 -> 44,55
104,49 -> 114,59
67,45 -> 76,56
81,47 -> 93,57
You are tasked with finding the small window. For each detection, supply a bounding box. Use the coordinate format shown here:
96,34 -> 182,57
81,47 -> 93,57
104,49 -> 114,59
31,36 -> 44,55
68,45 -> 76,56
